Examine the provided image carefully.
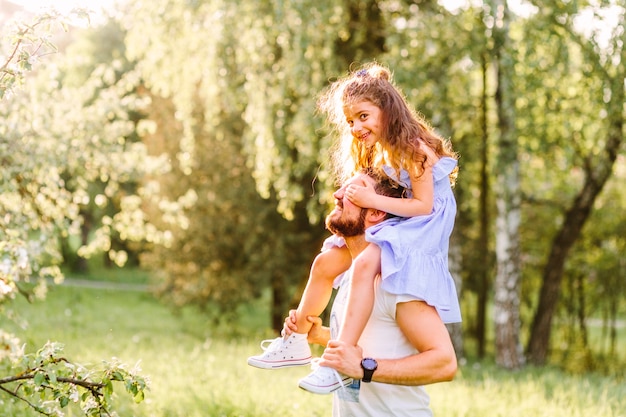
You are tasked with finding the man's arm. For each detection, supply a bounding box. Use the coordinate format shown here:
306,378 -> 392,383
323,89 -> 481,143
320,300 -> 457,385
376,300 -> 457,384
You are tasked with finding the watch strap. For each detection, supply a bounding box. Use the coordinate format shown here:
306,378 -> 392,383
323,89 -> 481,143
361,357 -> 377,383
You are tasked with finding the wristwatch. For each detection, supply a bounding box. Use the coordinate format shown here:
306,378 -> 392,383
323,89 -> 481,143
361,357 -> 378,383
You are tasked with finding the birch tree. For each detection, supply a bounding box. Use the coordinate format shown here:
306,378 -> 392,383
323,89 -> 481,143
490,0 -> 525,369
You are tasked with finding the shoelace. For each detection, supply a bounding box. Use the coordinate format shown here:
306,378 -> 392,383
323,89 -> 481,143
310,358 -> 350,393
259,337 -> 283,352
310,357 -> 322,370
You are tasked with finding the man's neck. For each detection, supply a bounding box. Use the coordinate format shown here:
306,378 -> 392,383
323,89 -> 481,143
344,236 -> 369,259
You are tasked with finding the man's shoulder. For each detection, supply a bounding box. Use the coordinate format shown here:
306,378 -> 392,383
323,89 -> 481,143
375,278 -> 423,305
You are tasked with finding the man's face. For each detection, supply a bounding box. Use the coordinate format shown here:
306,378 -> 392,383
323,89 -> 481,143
325,174 -> 370,237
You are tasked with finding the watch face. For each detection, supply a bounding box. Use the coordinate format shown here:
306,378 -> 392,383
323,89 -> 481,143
362,358 -> 377,371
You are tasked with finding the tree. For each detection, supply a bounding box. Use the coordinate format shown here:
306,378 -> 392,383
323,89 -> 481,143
1,9 -> 149,415
55,17 -> 144,272
526,0 -> 626,365
489,0 -> 525,369
121,0 -> 389,327
117,0 -> 625,370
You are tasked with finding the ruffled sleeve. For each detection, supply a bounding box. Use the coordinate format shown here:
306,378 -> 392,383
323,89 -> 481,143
432,157 -> 457,181
382,165 -> 412,189
321,234 -> 346,252
320,235 -> 347,288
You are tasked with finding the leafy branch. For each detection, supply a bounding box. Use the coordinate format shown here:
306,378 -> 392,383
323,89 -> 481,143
0,341 -> 147,417
0,8 -> 88,99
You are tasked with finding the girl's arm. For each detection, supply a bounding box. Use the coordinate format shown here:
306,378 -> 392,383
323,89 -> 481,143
346,163 -> 434,218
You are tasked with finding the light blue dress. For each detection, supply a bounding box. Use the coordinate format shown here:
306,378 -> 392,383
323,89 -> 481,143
323,156 -> 462,324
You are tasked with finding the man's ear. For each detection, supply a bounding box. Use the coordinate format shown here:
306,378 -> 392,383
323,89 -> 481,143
367,208 -> 388,223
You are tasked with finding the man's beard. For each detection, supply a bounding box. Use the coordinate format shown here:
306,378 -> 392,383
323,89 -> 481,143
325,207 -> 367,237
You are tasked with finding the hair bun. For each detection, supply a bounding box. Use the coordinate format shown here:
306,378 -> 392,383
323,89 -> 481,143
368,64 -> 391,82
353,63 -> 391,82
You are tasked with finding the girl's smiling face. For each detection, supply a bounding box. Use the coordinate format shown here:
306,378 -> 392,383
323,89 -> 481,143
343,100 -> 383,148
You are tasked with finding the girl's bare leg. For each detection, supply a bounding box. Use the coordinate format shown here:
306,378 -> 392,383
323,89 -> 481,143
292,245 -> 352,336
247,245 -> 351,370
297,243 -> 381,392
336,243 -> 381,345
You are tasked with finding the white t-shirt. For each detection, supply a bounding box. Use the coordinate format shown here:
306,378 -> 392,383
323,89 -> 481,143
332,267 -> 433,417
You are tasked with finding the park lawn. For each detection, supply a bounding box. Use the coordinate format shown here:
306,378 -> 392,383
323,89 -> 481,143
2,278 -> 624,417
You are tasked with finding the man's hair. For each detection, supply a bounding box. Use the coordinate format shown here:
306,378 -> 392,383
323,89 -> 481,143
360,167 -> 406,219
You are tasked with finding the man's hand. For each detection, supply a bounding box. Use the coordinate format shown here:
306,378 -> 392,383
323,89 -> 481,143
281,309 -> 298,336
318,340 -> 365,380
281,310 -> 329,346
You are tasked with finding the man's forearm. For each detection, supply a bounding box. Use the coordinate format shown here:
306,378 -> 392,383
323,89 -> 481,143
309,326 -> 331,347
372,350 -> 457,386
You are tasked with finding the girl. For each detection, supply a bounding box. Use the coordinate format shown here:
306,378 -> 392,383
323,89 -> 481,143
248,63 -> 461,394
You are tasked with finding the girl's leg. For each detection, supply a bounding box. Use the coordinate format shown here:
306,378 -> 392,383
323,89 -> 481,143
298,243 -> 381,393
247,244 -> 351,369
336,243 -> 381,345
293,245 -> 352,335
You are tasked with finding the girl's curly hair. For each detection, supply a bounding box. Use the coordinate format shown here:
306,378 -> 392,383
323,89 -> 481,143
318,62 -> 458,187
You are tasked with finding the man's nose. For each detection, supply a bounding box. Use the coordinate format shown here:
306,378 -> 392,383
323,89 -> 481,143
333,186 -> 345,200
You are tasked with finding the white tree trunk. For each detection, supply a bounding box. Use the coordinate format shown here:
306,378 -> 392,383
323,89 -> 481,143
494,179 -> 524,368
492,0 -> 525,369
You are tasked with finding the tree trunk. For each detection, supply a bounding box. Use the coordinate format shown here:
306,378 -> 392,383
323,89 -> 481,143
448,231 -> 464,359
526,1 -> 625,366
476,46 -> 490,359
491,0 -> 525,370
527,126 -> 623,364
76,209 -> 91,273
575,273 -> 589,351
271,271 -> 291,333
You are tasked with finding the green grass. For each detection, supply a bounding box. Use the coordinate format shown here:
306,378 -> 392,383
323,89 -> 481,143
2,273 -> 625,417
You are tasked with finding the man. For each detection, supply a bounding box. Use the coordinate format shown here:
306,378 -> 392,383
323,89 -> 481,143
285,168 -> 457,416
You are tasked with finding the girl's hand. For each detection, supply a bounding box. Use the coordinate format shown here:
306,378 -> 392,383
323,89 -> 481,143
345,180 -> 377,208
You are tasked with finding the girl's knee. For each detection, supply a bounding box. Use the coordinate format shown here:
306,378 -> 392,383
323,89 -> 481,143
314,247 -> 351,276
354,245 -> 380,270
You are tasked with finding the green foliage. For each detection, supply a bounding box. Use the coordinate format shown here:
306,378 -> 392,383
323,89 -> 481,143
122,0 -> 359,220
0,8 -> 159,416
136,90 -> 324,322
119,0 -> 353,322
0,342 -> 147,416
2,0 -> 625,388
1,13 -> 157,287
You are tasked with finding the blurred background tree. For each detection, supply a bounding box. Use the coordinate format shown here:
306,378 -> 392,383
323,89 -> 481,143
0,7 -> 150,415
1,0 -> 624,380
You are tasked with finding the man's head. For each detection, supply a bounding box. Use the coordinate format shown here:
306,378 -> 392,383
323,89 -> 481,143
325,167 -> 405,238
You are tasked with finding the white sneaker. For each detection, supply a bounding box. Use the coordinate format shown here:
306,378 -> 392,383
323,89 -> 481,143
298,364 -> 353,394
247,333 -> 312,369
